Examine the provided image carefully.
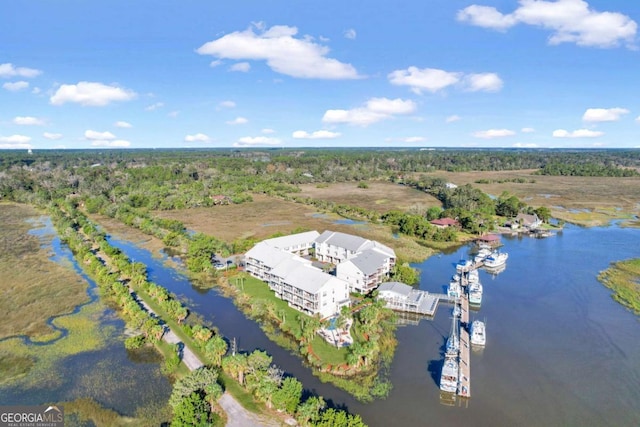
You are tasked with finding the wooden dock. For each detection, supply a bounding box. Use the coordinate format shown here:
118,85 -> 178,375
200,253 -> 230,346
458,320 -> 471,398
460,295 -> 469,326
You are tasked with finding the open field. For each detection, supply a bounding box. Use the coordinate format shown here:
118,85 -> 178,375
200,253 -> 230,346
0,203 -> 89,340
421,170 -> 640,226
297,181 -> 441,213
154,194 -> 434,261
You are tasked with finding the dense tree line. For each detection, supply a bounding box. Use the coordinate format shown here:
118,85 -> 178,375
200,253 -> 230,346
221,350 -> 366,426
535,162 -> 639,177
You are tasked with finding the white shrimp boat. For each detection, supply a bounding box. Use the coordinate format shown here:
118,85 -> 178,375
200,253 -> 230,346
474,247 -> 492,263
439,354 -> 459,393
468,281 -> 483,305
470,320 -> 486,346
447,280 -> 463,299
484,251 -> 508,268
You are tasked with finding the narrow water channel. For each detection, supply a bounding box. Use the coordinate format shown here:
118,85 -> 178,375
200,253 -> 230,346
0,218 -> 172,418
106,224 -> 640,427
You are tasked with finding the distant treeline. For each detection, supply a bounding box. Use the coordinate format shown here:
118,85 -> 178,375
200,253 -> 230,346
535,162 -> 639,177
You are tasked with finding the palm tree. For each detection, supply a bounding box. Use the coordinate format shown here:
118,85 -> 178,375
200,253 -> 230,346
204,335 -> 228,366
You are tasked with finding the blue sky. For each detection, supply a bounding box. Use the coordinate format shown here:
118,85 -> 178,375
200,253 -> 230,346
1,0 -> 639,149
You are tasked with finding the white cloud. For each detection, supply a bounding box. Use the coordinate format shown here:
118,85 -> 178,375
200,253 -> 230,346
261,128 -> 275,134
582,107 -> 629,122
457,0 -> 637,48
32,87 -> 41,94
473,128 -> 516,139
292,130 -> 341,139
114,121 -> 133,128
388,66 -> 502,94
521,127 -> 535,133
91,139 -> 131,147
513,142 -> 539,148
219,100 -> 236,109
209,60 -> 223,68
446,115 -> 461,123
184,133 -> 211,142
145,102 -> 164,111
197,23 -> 360,79
168,111 -> 180,118
636,116 -> 640,123
85,130 -> 116,140
463,73 -> 503,92
344,29 -> 357,39
403,136 -> 427,143
13,116 -> 45,126
322,97 -> 416,126
553,128 -> 604,138
0,63 -> 42,78
3,81 -> 29,91
235,136 -> 282,147
388,67 -> 461,93
50,82 -> 136,106
0,134 -> 32,148
226,116 -> 248,125
43,132 -> 63,140
230,62 -> 251,72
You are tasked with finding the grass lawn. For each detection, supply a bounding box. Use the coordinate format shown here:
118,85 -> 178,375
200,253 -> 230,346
230,273 -> 351,365
310,336 -> 348,366
233,274 -> 305,338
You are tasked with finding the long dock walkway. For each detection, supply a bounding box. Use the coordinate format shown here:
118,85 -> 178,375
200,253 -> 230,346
458,322 -> 471,398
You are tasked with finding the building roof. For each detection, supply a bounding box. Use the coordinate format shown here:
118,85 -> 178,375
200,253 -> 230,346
341,249 -> 389,276
315,230 -> 370,253
315,230 -> 395,258
263,230 -> 320,251
282,263 -> 348,294
378,281 -> 412,297
477,234 -> 500,242
515,213 -> 540,226
269,256 -> 312,278
430,218 -> 459,226
245,242 -> 300,269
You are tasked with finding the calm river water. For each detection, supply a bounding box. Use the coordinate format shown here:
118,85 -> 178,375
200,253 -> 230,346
105,223 -> 640,427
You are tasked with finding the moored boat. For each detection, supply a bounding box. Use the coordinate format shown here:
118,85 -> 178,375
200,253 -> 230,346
470,320 -> 486,346
448,280 -> 462,299
456,259 -> 472,272
484,251 -> 508,268
474,247 -> 492,263
439,354 -> 459,393
446,307 -> 460,356
468,281 -> 483,305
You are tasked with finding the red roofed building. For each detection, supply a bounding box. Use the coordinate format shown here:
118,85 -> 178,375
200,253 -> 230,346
430,218 -> 459,228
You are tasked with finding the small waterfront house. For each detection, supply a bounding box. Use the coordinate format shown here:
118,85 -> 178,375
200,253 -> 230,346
515,213 -> 542,230
430,218 -> 459,228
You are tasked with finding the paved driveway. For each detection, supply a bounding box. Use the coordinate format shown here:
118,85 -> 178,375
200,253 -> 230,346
218,393 -> 281,427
